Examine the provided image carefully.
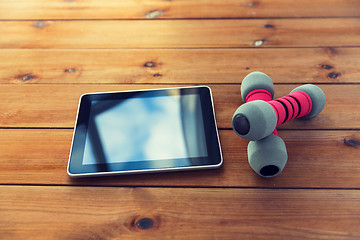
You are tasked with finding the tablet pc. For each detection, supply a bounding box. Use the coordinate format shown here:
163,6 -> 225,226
67,86 -> 223,177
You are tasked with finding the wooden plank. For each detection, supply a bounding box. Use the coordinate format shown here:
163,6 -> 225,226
0,0 -> 359,20
1,129 -> 359,188
1,186 -> 359,240
0,84 -> 358,129
1,48 -> 358,84
1,19 -> 360,49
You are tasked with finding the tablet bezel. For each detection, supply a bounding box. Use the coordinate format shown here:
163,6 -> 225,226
67,86 -> 222,177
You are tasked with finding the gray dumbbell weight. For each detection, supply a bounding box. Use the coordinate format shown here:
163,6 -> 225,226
247,134 -> 288,177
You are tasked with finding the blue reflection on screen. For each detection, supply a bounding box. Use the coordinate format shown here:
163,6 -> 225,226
82,92 -> 208,165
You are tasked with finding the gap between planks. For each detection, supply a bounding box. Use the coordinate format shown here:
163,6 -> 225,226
1,182 -> 360,191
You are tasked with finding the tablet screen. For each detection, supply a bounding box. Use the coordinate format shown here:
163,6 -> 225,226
68,86 -> 222,177
83,93 -> 208,164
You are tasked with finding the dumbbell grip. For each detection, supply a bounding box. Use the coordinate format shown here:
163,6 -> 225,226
269,91 -> 312,126
245,89 -> 313,127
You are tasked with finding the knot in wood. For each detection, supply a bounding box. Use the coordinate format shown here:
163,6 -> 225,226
144,61 -> 157,68
20,74 -> 36,82
264,24 -> 275,29
246,1 -> 259,7
34,21 -> 47,29
321,64 -> 333,70
344,138 -> 360,147
135,218 -> 154,230
153,73 -> 162,77
64,68 -> 77,73
146,10 -> 164,19
328,72 -> 340,79
253,40 -> 264,47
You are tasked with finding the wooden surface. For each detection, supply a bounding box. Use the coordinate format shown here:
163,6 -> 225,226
1,1 -> 360,239
2,186 -> 360,240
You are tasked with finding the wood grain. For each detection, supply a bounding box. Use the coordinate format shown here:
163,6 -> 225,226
1,18 -> 360,49
1,48 -> 357,84
1,0 -> 359,20
0,84 -> 358,129
1,186 -> 359,240
1,1 -> 360,239
1,129 -> 359,188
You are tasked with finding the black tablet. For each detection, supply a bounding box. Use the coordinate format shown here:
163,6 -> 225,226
67,86 -> 223,177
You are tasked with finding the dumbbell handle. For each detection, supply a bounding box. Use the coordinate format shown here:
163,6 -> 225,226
246,89 -> 313,126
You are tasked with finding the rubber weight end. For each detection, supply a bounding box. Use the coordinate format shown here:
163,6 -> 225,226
232,100 -> 277,141
290,84 -> 326,119
248,134 -> 288,177
241,72 -> 275,102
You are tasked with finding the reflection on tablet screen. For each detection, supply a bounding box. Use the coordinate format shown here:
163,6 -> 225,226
83,93 -> 208,165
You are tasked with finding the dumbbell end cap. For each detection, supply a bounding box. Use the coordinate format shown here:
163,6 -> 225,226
260,165 -> 280,177
232,100 -> 277,141
232,114 -> 250,135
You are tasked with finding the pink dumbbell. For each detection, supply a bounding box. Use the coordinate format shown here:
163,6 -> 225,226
233,72 -> 326,141
232,72 -> 326,177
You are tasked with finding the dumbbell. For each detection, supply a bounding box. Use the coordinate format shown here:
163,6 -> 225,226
232,72 -> 288,177
232,72 -> 326,177
233,72 -> 326,141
